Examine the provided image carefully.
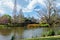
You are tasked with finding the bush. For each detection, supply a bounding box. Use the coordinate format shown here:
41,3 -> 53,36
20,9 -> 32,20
40,23 -> 49,27
57,30 -> 60,35
0,25 -> 7,29
47,30 -> 55,36
27,24 -> 40,29
42,29 -> 55,37
6,23 -> 27,27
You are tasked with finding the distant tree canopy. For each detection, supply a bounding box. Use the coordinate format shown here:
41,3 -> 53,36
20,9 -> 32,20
0,13 -> 38,27
0,14 -> 12,24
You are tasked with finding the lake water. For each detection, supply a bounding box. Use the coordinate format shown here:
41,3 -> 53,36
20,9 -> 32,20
23,28 -> 43,38
0,32 -> 13,40
0,28 -> 43,40
0,27 -> 44,40
0,27 -> 60,40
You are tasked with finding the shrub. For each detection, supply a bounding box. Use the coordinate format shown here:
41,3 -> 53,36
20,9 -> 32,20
0,25 -> 7,29
47,30 -> 55,36
27,24 -> 40,29
40,23 -> 49,27
42,29 -> 55,37
57,30 -> 60,35
41,32 -> 46,37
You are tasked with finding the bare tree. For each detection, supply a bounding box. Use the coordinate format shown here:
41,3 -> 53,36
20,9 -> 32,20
17,9 -> 24,23
36,0 -> 60,27
12,0 -> 17,23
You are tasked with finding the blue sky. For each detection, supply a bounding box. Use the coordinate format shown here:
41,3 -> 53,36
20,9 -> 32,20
0,0 -> 60,19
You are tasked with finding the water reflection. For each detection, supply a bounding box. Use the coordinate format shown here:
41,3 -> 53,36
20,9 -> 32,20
23,28 -> 43,38
0,32 -> 13,40
0,27 -> 44,40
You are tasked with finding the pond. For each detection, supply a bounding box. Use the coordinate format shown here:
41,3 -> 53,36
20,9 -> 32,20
0,34 -> 12,40
23,28 -> 43,38
0,27 -> 44,40
0,27 -> 23,40
0,27 -> 60,40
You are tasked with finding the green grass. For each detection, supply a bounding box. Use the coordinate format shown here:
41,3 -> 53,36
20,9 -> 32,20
0,25 -> 7,29
40,23 -> 49,27
24,35 -> 60,40
24,38 -> 60,40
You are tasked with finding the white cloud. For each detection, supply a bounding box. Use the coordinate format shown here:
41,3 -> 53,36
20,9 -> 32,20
2,0 -> 21,10
1,0 -> 13,8
0,0 -> 21,14
0,10 -> 5,14
0,0 -> 46,13
0,1 -> 2,6
23,0 -> 37,12
27,0 -> 37,9
23,0 -> 60,13
56,2 -> 60,7
38,0 -> 46,6
1,0 -> 60,14
25,0 -> 32,2
23,0 -> 45,12
4,1 -> 14,9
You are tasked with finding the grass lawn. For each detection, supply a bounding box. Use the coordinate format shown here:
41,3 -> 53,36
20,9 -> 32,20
24,35 -> 60,40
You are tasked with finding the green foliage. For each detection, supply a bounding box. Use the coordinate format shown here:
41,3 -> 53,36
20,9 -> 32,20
47,30 -> 55,36
2,14 -> 11,20
0,25 -> 7,29
1,14 -> 12,23
57,30 -> 60,35
25,38 -> 60,40
40,23 -> 49,27
7,23 -> 25,27
42,29 -> 55,37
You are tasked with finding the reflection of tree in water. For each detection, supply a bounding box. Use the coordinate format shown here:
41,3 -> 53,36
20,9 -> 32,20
0,28 -> 12,36
11,35 -> 15,40
11,27 -> 24,40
